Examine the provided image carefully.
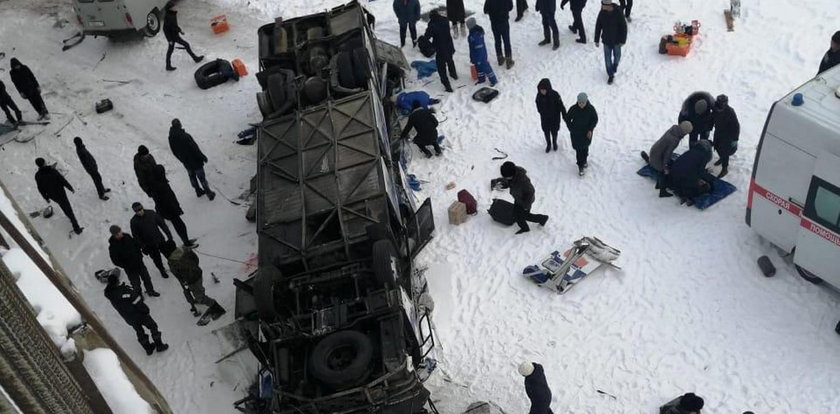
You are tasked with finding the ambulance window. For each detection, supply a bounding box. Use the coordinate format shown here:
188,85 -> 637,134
806,177 -> 840,233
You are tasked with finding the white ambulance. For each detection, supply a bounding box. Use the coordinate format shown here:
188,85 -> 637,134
746,64 -> 840,287
72,0 -> 170,37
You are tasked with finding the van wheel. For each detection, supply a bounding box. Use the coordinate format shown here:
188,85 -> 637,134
144,9 -> 161,37
253,267 -> 283,320
372,239 -> 398,287
795,265 -> 823,285
309,330 -> 373,389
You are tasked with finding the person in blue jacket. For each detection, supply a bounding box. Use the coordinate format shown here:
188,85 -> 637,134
395,91 -> 441,115
393,0 -> 421,48
519,362 -> 553,413
467,18 -> 498,86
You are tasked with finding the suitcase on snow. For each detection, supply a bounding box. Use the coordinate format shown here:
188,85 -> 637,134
488,199 -> 515,226
457,189 -> 477,215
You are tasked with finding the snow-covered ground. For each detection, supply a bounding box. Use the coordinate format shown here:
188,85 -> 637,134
1,0 -> 839,413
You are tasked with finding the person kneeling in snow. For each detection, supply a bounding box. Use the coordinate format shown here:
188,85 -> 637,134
641,121 -> 693,198
519,362 -> 553,414
467,18 -> 498,86
496,162 -> 549,234
160,241 -> 226,320
667,139 -> 715,206
660,392 -> 704,414
101,270 -> 168,355
400,101 -> 443,158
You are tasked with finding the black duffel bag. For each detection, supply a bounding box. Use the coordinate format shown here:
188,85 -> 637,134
488,199 -> 515,226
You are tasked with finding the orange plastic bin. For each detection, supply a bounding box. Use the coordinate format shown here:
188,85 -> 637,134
232,59 -> 248,77
211,15 -> 229,34
666,34 -> 692,56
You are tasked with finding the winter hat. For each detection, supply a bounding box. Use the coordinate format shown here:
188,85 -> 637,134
714,94 -> 729,110
466,17 -> 477,30
577,92 -> 588,103
10,58 -> 20,68
171,118 -> 181,128
538,78 -> 552,91
833,30 -> 840,44
500,161 -> 516,178
518,362 -> 535,376
109,225 -> 122,236
131,202 -> 144,212
678,393 -> 705,411
35,157 -> 45,167
694,99 -> 708,114
679,121 -> 694,135
137,145 -> 149,156
73,137 -> 83,145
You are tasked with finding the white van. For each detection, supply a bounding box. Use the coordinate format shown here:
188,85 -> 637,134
72,0 -> 170,37
747,64 -> 840,287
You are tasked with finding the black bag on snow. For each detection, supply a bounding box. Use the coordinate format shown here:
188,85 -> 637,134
472,87 -> 499,103
488,199 -> 515,226
417,35 -> 435,58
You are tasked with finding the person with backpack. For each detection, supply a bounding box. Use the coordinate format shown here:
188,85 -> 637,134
393,0 -> 421,48
565,93 -> 598,176
73,137 -> 110,200
9,58 -> 48,120
0,80 -> 22,126
594,1 -> 628,84
34,158 -> 83,234
148,165 -> 197,247
467,18 -> 498,86
640,121 -> 693,198
535,78 -> 566,152
400,101 -> 442,158
163,2 -> 204,71
660,392 -> 704,414
129,202 -> 173,279
448,0 -> 468,38
519,362 -> 553,413
425,10 -> 458,92
497,162 -> 549,234
536,0 -> 560,50
134,145 -> 158,198
160,241 -> 226,321
100,269 -> 168,355
168,118 -> 215,200
711,94 -> 739,178
560,0 -> 587,43
484,0 -> 515,69
108,225 -> 159,297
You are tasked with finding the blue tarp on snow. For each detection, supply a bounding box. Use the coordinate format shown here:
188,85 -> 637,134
410,60 -> 438,80
636,153 -> 737,210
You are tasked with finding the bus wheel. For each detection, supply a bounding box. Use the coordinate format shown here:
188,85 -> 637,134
795,265 -> 823,285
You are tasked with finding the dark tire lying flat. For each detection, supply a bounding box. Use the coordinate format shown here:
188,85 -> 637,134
309,330 -> 373,389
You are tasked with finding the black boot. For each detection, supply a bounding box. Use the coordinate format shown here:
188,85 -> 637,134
538,215 -> 549,226
515,227 -> 530,234
139,336 -> 155,355
538,39 -> 551,46
545,143 -> 551,153
152,333 -> 169,353
552,138 -> 558,151
659,188 -> 673,198
640,151 -> 649,163
207,191 -> 216,201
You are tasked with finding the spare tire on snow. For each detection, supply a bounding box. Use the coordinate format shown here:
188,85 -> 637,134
309,330 -> 374,389
195,59 -> 234,90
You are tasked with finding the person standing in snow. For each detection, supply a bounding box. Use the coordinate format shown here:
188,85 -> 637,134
711,95 -> 739,178
108,225 -> 159,297
0,80 -> 22,125
73,137 -> 110,201
129,202 -> 173,279
535,78 -> 566,152
497,162 -> 549,234
400,101 -> 443,158
34,158 -> 83,234
677,91 -> 715,147
9,58 -> 49,120
560,0 -> 587,44
593,1 -> 627,84
134,145 -> 158,198
660,392 -> 705,414
565,93 -> 598,176
148,165 -> 197,247
163,2 -> 204,71
168,119 -> 215,200
536,0 -> 560,50
640,121 -> 693,198
515,0 -> 529,22
424,10 -> 458,92
817,31 -> 840,75
101,270 -> 168,355
160,241 -> 226,320
518,362 -> 553,414
484,0 -> 515,68
467,18 -> 498,86
393,0 -> 421,48
667,139 -> 715,205
447,0 -> 467,38
619,0 -> 632,22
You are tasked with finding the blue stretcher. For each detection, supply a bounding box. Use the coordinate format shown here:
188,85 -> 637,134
636,154 -> 737,210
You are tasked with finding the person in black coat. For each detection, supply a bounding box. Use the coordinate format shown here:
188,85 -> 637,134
129,202 -> 173,279
619,0 -> 632,22
519,362 -> 553,414
102,270 -> 168,355
484,0 -> 515,68
393,0 -> 421,47
497,162 -> 548,234
711,95 -> 739,178
163,2 -> 204,71
565,93 -> 598,175
400,101 -> 442,158
536,78 -> 567,152
73,137 -> 110,200
818,30 -> 840,75
560,0 -> 587,43
677,91 -> 715,147
148,164 -> 196,246
536,0 -> 560,49
134,145 -> 158,197
668,139 -> 715,204
447,0 -> 467,38
594,1 -> 627,84
9,58 -> 48,120
0,80 -> 22,125
425,11 -> 458,92
34,158 -> 82,234
168,118 -> 215,200
108,225 -> 158,297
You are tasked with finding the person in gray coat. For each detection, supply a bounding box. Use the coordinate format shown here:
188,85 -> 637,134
641,121 -> 693,197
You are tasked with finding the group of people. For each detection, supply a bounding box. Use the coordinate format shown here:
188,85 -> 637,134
1,58 -> 49,125
535,79 -> 598,174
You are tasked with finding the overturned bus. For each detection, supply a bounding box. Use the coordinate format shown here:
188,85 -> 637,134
234,2 -> 439,413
